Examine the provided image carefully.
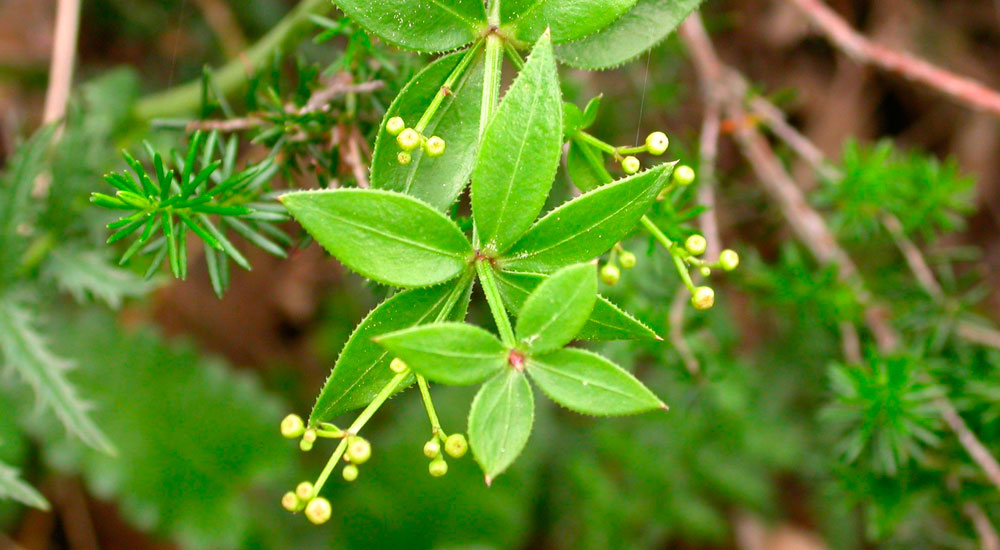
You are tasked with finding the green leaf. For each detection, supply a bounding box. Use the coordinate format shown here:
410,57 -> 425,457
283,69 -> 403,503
566,138 -> 612,193
473,32 -> 562,254
310,277 -> 472,423
502,0 -> 638,44
281,189 -> 473,288
333,0 -> 487,52
496,270 -> 659,341
0,124 -> 56,279
0,295 -> 115,455
468,369 -> 534,484
376,322 -> 507,385
515,263 -> 596,353
0,460 -> 49,510
555,0 -> 704,69
44,246 -> 159,309
526,348 -> 664,415
371,49 -> 485,211
500,163 -> 671,272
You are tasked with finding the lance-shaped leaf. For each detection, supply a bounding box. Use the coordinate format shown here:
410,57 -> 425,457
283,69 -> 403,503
376,322 -> 507,385
472,33 -> 562,254
281,189 -> 473,288
501,0 -> 637,44
333,0 -> 488,53
0,295 -> 115,455
515,263 -> 596,353
500,163 -> 671,273
555,0 -> 704,70
372,48 -> 485,211
526,348 -> 665,415
496,270 -> 659,341
0,460 -> 49,510
310,278 -> 471,423
468,369 -> 534,485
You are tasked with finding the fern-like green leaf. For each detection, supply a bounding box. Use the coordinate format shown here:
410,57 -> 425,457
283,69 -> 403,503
0,460 -> 49,510
44,246 -> 159,309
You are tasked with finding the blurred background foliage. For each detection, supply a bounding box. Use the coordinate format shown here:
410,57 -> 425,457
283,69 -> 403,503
1,0 -> 1000,548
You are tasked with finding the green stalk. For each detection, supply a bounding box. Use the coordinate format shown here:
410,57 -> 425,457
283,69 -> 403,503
417,375 -> 445,438
413,39 -> 485,134
476,260 -> 516,347
479,34 -> 504,138
134,0 -> 331,120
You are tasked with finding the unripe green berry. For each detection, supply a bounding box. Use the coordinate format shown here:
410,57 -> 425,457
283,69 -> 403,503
700,266 -> 712,277
300,428 -> 317,452
691,286 -> 715,310
621,155 -> 641,175
397,128 -> 420,152
390,357 -> 408,374
685,234 -> 707,256
424,136 -> 446,157
444,433 -> 468,458
600,264 -> 620,286
342,464 -> 359,482
619,251 -> 637,270
386,116 -> 405,136
719,249 -> 740,271
305,497 -> 332,525
397,151 -> 412,165
673,165 -> 695,186
346,437 -> 371,464
429,457 -> 448,477
423,438 -> 441,458
281,491 -> 300,512
281,414 -> 305,439
295,481 -> 314,500
645,131 -> 669,155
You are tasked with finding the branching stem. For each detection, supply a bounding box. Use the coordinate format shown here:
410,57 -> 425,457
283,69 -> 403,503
476,260 -> 517,347
414,39 -> 485,134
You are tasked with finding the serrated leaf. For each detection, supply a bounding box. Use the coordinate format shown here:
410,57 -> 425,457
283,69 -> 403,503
310,277 -> 472,422
554,0 -> 704,69
44,246 -> 159,309
500,163 -> 671,272
501,0 -> 638,44
526,348 -> 664,415
515,263 -> 596,353
469,369 -> 534,484
473,33 -> 562,254
0,460 -> 49,510
0,124 -> 56,279
376,322 -> 507,385
333,0 -> 487,52
281,189 -> 473,288
496,270 -> 659,341
0,295 -> 114,455
566,138 -> 612,193
372,48 -> 485,211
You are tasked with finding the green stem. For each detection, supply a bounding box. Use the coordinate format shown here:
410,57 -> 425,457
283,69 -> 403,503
576,131 -> 619,156
503,41 -> 524,70
487,0 -> 502,27
476,260 -> 516,347
416,375 -> 445,438
480,34 -> 504,138
414,39 -> 485,134
134,0 -> 331,120
641,217 -> 696,293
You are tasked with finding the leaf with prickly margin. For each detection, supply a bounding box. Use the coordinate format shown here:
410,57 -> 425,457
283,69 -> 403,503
515,263 -> 596,353
44,246 -> 159,309
0,125 -> 56,282
468,368 -> 534,484
501,0 -> 638,44
333,0 -> 488,53
376,322 -> 507,385
0,460 -> 48,510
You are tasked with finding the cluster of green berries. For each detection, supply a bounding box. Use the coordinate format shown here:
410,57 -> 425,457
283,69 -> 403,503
599,246 -> 637,286
386,116 -> 445,165
619,131 -> 672,175
281,481 -> 332,525
679,235 -> 740,311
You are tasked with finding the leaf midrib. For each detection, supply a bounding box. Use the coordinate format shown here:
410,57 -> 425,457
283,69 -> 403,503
528,354 -> 638,401
521,274 -> 588,347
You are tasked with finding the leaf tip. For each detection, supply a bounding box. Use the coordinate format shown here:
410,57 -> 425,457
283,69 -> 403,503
484,475 -> 493,487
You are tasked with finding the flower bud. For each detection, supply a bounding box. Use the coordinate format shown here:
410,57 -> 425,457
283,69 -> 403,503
429,457 -> 448,477
719,249 -> 740,271
621,155 -> 641,175
342,464 -> 359,482
423,438 -> 441,458
691,286 -> 715,310
305,497 -> 332,525
346,437 -> 371,464
685,234 -> 707,256
699,266 -> 711,277
444,434 -> 468,458
296,481 -> 314,501
600,264 -> 620,286
390,357 -> 408,374
618,251 -> 637,270
424,136 -> 446,157
282,491 -> 300,512
386,116 -> 405,136
397,128 -> 421,152
397,151 -> 412,165
645,131 -> 669,155
281,414 -> 305,439
673,165 -> 695,186
300,428 -> 317,452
